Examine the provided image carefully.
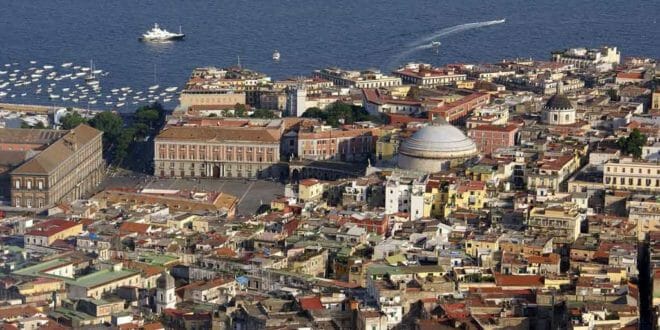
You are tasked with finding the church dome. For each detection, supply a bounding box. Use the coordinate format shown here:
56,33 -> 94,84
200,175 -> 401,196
544,94 -> 573,110
157,271 -> 175,289
399,123 -> 477,159
397,122 -> 478,173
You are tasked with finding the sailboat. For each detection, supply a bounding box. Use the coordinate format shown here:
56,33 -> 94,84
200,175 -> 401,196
85,60 -> 99,87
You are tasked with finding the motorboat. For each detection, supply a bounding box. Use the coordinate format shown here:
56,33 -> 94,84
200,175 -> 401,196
272,50 -> 281,61
139,23 -> 185,42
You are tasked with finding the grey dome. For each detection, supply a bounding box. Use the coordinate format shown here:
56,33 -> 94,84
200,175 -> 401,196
399,123 -> 477,159
544,94 -> 573,110
157,271 -> 175,289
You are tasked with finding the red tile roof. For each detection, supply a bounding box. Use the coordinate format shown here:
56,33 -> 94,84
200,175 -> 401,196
25,219 -> 80,237
119,222 -> 150,235
494,274 -> 544,287
298,296 -> 324,310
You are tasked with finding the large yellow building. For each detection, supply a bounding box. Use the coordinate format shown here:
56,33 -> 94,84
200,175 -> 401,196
652,88 -> 660,110
298,179 -> 324,202
604,157 -> 660,193
24,219 -> 83,250
527,205 -> 584,244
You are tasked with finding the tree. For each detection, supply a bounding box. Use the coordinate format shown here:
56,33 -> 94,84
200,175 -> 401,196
301,107 -> 324,119
90,111 -> 123,141
617,128 -> 647,158
60,111 -> 87,129
250,108 -> 276,119
234,103 -> 247,117
114,127 -> 136,164
132,123 -> 150,140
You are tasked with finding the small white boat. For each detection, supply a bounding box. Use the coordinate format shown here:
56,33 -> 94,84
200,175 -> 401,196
62,88 -> 70,92
148,84 -> 159,90
116,102 -> 125,107
62,97 -> 70,101
62,62 -> 73,68
0,71 -> 6,75
139,23 -> 185,42
93,69 -> 102,75
43,65 -> 54,70
29,61 -> 37,64
73,65 -> 81,70
163,98 -> 172,102
165,87 -> 177,92
20,93 -> 26,97
89,100 -> 97,105
111,88 -> 119,93
80,67 -> 90,72
49,94 -> 60,99
272,50 -> 280,61
75,72 -> 86,77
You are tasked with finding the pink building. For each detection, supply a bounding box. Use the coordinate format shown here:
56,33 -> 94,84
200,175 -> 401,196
467,124 -> 518,155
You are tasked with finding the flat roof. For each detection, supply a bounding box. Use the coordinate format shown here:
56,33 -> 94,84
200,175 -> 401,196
13,259 -> 140,289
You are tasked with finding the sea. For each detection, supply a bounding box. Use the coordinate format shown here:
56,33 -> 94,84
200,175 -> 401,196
0,0 -> 658,111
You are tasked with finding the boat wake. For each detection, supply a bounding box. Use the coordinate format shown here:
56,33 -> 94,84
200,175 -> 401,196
385,19 -> 505,69
406,19 -> 505,48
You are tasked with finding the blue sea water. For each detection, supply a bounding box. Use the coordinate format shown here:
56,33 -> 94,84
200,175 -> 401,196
0,0 -> 657,110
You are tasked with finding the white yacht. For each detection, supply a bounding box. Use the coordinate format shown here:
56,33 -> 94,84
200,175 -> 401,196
272,50 -> 281,61
139,23 -> 185,42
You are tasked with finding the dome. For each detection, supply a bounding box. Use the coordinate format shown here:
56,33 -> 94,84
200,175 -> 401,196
157,271 -> 175,289
397,122 -> 478,173
399,123 -> 477,159
544,94 -> 573,110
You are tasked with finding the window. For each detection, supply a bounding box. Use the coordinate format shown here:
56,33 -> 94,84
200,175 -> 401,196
26,181 -> 32,189
38,181 -> 43,190
15,180 -> 20,189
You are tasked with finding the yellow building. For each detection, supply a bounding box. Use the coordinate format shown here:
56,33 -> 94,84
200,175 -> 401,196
527,205 -> 584,243
544,276 -> 570,290
24,219 -> 83,249
604,157 -> 660,193
450,181 -> 487,212
18,278 -> 65,296
652,88 -> 660,110
376,131 -> 401,162
298,179 -> 324,202
167,213 -> 198,230
465,235 -> 500,258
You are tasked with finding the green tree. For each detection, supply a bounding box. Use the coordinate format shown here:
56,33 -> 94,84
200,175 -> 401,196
60,111 -> 87,129
617,129 -> 647,158
90,111 -> 123,141
133,123 -> 150,140
234,103 -> 247,117
114,127 -> 136,164
301,107 -> 324,119
250,108 -> 276,119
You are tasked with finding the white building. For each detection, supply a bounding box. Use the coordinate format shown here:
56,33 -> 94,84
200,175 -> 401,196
385,174 -> 425,221
286,85 -> 307,117
156,272 -> 176,313
551,46 -> 621,71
